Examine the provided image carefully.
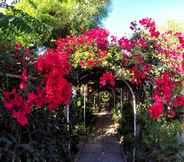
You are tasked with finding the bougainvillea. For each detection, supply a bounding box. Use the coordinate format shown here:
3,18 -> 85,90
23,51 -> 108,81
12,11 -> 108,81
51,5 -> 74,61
3,89 -> 32,126
148,100 -> 163,119
129,65 -> 152,84
148,72 -> 176,119
99,72 -> 116,87
139,17 -> 160,37
45,76 -> 72,111
1,17 -> 184,126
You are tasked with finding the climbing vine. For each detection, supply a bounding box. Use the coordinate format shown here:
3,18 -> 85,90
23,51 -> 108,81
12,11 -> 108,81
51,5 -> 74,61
0,17 -> 184,126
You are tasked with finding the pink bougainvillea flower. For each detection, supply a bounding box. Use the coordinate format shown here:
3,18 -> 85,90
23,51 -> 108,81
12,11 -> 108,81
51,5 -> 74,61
45,75 -> 72,110
137,37 -> 147,48
99,72 -> 115,87
129,65 -> 151,85
3,102 -> 13,111
139,17 -> 160,37
19,81 -> 27,90
118,37 -> 134,51
148,101 -> 163,119
87,60 -> 95,67
98,50 -> 108,58
173,95 -> 184,107
12,111 -> 28,126
36,49 -> 70,77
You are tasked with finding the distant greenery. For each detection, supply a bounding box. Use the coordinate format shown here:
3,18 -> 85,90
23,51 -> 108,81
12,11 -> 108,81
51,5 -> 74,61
0,7 -> 52,48
159,20 -> 184,33
0,0 -> 110,48
15,0 -> 110,37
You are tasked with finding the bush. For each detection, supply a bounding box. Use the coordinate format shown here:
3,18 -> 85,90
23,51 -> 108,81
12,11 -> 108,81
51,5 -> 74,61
0,107 -> 78,162
119,103 -> 184,162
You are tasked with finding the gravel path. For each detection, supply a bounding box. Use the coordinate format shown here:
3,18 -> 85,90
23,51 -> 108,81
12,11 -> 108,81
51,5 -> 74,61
76,110 -> 126,162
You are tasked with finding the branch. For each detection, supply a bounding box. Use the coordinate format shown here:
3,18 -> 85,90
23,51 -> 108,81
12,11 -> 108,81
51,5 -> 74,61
0,72 -> 37,79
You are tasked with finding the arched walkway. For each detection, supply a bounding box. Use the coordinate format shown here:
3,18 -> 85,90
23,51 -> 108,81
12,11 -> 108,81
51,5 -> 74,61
76,108 -> 127,162
72,80 -> 134,162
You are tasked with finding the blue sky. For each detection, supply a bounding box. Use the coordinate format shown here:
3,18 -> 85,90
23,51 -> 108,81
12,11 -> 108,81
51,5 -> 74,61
102,0 -> 184,37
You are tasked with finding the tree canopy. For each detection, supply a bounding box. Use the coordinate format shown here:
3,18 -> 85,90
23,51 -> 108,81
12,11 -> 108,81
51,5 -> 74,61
15,0 -> 110,36
0,0 -> 110,47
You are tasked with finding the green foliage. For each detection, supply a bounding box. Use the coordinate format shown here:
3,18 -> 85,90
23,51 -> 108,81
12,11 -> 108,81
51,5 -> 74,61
15,0 -> 110,36
0,7 -> 52,48
0,108 -> 77,162
112,106 -> 121,123
71,95 -> 94,135
119,103 -> 184,162
99,90 -> 111,102
0,0 -> 109,48
139,118 -> 184,162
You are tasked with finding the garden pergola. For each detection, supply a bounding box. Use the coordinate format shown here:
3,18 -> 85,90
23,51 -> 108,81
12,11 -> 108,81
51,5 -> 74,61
1,17 -> 184,162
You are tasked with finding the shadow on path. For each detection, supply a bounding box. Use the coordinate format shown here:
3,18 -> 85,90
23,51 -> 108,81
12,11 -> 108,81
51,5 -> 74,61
76,110 -> 126,162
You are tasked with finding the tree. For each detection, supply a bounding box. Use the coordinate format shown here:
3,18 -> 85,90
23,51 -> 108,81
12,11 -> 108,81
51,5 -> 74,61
0,7 -> 52,48
15,0 -> 110,37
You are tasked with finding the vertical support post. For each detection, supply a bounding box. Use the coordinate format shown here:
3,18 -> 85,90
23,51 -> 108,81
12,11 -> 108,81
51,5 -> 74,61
66,104 -> 71,157
120,88 -> 123,113
67,104 -> 70,128
123,80 -> 136,162
113,89 -> 116,107
83,84 -> 87,134
66,104 -> 71,158
93,94 -> 96,109
132,92 -> 136,162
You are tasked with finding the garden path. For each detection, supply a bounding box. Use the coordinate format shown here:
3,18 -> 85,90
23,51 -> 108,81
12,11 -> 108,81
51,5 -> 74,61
76,110 -> 126,162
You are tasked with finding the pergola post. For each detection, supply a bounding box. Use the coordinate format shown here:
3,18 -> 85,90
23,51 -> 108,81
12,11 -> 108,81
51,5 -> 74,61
83,84 -> 88,134
122,80 -> 136,162
66,104 -> 71,158
120,88 -> 123,113
112,89 -> 116,108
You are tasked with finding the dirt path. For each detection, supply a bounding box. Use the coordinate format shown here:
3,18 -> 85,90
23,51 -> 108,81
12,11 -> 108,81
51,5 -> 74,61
76,110 -> 126,162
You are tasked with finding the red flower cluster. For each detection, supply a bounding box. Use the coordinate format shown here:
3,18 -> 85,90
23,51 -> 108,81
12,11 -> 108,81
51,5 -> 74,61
19,69 -> 28,90
2,18 -> 184,126
55,27 -> 109,50
173,95 -> 184,108
55,28 -> 109,69
130,65 -> 151,84
136,37 -> 147,48
36,48 -> 72,109
84,27 -> 109,49
2,84 -> 50,126
99,72 -> 115,87
154,72 -> 176,103
175,32 -> 184,48
118,37 -> 134,51
79,59 -> 101,68
3,89 -> 32,126
149,72 -> 180,119
139,18 -> 160,37
3,46 -> 73,126
153,32 -> 184,76
36,49 -> 70,77
148,100 -> 163,119
45,76 -> 72,111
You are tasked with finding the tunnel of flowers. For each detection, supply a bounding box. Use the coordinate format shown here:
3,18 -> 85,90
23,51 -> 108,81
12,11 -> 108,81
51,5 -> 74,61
1,4 -> 184,161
